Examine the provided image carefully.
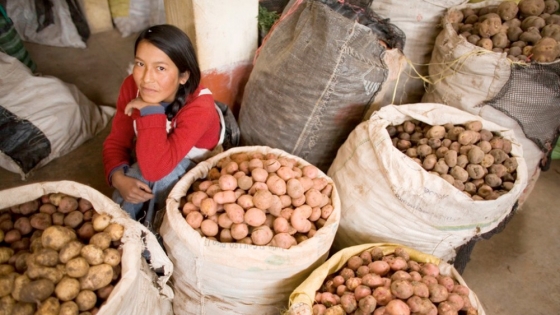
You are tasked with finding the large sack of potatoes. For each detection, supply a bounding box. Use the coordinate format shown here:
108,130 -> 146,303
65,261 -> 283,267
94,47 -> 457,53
239,0 -> 405,172
422,0 -> 560,207
161,146 -> 341,315
0,181 -> 173,315
368,0 -> 469,108
328,104 -> 528,262
287,244 -> 486,315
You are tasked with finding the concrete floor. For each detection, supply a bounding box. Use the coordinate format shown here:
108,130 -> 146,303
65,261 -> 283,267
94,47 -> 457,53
0,29 -> 558,314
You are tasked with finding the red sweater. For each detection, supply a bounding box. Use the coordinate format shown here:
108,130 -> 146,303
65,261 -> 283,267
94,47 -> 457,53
103,75 -> 220,182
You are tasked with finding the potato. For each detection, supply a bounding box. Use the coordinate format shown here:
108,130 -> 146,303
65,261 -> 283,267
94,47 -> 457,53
200,219 -> 219,237
251,225 -> 274,245
101,248 -> 120,267
224,203 -> 245,224
287,178 -> 305,199
12,217 -> 32,236
77,222 -> 95,240
266,175 -> 287,196
519,0 -> 546,16
79,264 -> 113,291
11,302 -> 36,315
103,223 -> 124,242
65,257 -> 90,279
3,229 -> 21,244
89,232 -> 112,251
92,214 -> 111,232
230,223 -> 249,240
41,226 -> 76,251
544,0 -> 560,14
498,1 -> 519,20
466,164 -> 486,180
30,213 -> 52,231
20,278 -> 54,303
522,16 -> 546,31
0,295 -> 15,314
80,244 -> 104,265
532,37 -> 560,62
492,32 -> 509,49
477,13 -> 502,38
55,277 -> 80,301
0,248 -> 13,264
0,273 -> 16,298
54,238 -> 81,264
63,211 -> 83,229
270,233 -> 297,249
0,264 -> 14,276
507,26 -> 523,42
75,290 -> 97,311
419,150 -> 438,168
59,301 -> 79,315
35,248 -> 59,267
520,27 -> 542,44
58,196 -> 79,214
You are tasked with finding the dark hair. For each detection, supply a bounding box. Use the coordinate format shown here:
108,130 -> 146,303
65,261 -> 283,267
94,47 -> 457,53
135,24 -> 201,120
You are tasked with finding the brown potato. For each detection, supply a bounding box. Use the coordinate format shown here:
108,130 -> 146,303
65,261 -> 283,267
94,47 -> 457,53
59,240 -> 83,264
20,278 -> 55,303
55,277 -> 80,301
103,223 -> 124,242
79,264 -> 113,291
75,290 -> 97,311
59,301 -> 79,315
92,214 -> 111,232
35,248 -> 59,267
14,217 -> 32,236
66,257 -> 89,278
89,232 -> 112,251
41,226 -> 76,251
80,245 -> 104,266
63,211 -> 83,229
58,196 -> 79,214
77,222 -> 95,240
30,213 -> 52,230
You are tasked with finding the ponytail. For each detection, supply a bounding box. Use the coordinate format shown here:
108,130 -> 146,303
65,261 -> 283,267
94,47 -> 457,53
165,84 -> 188,120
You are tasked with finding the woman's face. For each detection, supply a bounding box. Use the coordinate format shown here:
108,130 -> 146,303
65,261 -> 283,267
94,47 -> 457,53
133,40 -> 189,104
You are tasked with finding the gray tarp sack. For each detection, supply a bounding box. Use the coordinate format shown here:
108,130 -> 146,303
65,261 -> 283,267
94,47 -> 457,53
238,0 -> 405,172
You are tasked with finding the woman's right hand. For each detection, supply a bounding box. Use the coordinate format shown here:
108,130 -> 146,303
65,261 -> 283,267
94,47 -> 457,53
111,169 -> 154,204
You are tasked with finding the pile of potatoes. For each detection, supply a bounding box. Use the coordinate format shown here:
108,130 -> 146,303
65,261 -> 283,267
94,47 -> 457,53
312,247 -> 478,315
181,152 -> 335,249
387,120 -> 518,200
450,0 -> 560,62
0,194 -> 124,315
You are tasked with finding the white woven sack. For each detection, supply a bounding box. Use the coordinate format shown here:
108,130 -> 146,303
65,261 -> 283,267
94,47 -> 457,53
422,0 -> 543,189
7,0 -> 86,48
0,181 -> 174,315
369,0 -> 468,107
161,146 -> 341,315
327,104 -> 528,262
0,53 -> 114,179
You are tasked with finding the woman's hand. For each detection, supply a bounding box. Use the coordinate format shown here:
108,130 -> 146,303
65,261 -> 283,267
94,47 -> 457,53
111,169 -> 154,204
124,98 -> 158,116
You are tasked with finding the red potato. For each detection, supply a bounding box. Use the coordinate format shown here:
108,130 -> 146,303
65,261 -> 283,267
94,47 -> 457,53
340,293 -> 357,313
266,175 -> 287,195
213,191 -> 237,205
302,165 -> 319,179
199,198 -> 218,217
385,299 -> 410,315
186,212 -> 203,229
373,286 -> 393,306
182,202 -> 198,216
251,225 -> 274,245
218,174 -> 238,191
369,260 -> 391,276
270,233 -> 297,249
251,167 -> 269,182
244,208 -> 267,227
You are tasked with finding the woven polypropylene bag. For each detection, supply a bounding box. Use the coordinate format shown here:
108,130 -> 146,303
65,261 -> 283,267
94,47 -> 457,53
161,146 -> 341,315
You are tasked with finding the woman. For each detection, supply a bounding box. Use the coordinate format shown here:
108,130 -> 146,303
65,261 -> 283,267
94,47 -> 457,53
103,24 -> 224,225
